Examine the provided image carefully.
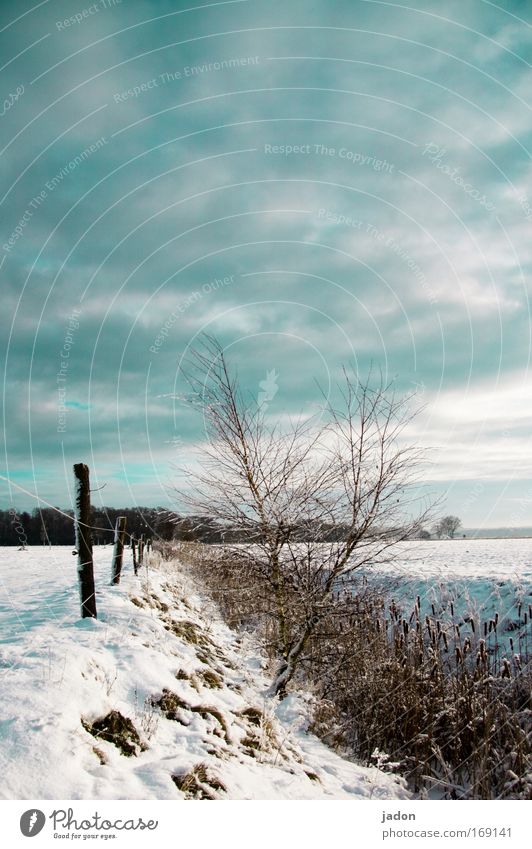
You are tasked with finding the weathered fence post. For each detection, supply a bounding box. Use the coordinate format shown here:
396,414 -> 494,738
138,535 -> 144,566
73,463 -> 97,619
131,536 -> 138,576
111,516 -> 127,585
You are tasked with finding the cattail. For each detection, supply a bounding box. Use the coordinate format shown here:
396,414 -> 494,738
464,637 -> 471,653
450,602 -> 454,617
502,658 -> 511,679
495,612 -> 499,627
483,621 -> 488,637
455,646 -> 463,663
431,603 -> 436,616
442,632 -> 449,652
510,637 -> 514,652
436,620 -> 441,634
517,602 -> 522,618
455,624 -> 460,640
470,619 -> 476,634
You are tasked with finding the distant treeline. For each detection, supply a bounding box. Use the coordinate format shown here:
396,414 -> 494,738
0,507 -> 176,547
0,507 -> 433,546
0,508 -> 271,546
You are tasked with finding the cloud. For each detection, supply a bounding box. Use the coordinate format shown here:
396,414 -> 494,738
1,0 -> 531,525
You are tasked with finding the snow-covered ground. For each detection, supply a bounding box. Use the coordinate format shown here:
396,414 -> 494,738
0,546 -> 408,801
355,539 -> 532,659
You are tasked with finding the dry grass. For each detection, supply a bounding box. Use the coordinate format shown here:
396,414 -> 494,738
308,595 -> 532,799
81,710 -> 146,757
171,762 -> 226,799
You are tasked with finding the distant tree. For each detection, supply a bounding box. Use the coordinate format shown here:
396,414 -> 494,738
418,528 -> 431,540
434,515 -> 462,539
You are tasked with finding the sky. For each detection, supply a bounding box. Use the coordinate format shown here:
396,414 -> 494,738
1,0 -> 532,527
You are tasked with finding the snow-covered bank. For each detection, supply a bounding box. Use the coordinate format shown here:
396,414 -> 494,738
0,546 -> 408,800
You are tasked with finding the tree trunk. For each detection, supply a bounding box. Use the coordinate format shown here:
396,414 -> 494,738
269,612 -> 321,697
73,463 -> 97,618
270,551 -> 289,659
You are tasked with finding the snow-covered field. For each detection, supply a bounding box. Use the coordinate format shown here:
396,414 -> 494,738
1,539 -> 529,800
355,539 -> 532,659
0,545 -> 408,801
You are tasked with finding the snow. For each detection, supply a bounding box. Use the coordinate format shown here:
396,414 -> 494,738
0,546 -> 408,801
354,538 -> 532,659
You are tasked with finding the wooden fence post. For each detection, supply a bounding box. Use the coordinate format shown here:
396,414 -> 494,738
73,463 -> 97,619
131,536 -> 138,576
111,516 -> 127,585
138,535 -> 144,566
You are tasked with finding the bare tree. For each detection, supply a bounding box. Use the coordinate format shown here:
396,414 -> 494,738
434,515 -> 462,539
176,337 -> 433,695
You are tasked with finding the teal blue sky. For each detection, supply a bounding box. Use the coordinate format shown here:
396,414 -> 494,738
1,0 -> 532,527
